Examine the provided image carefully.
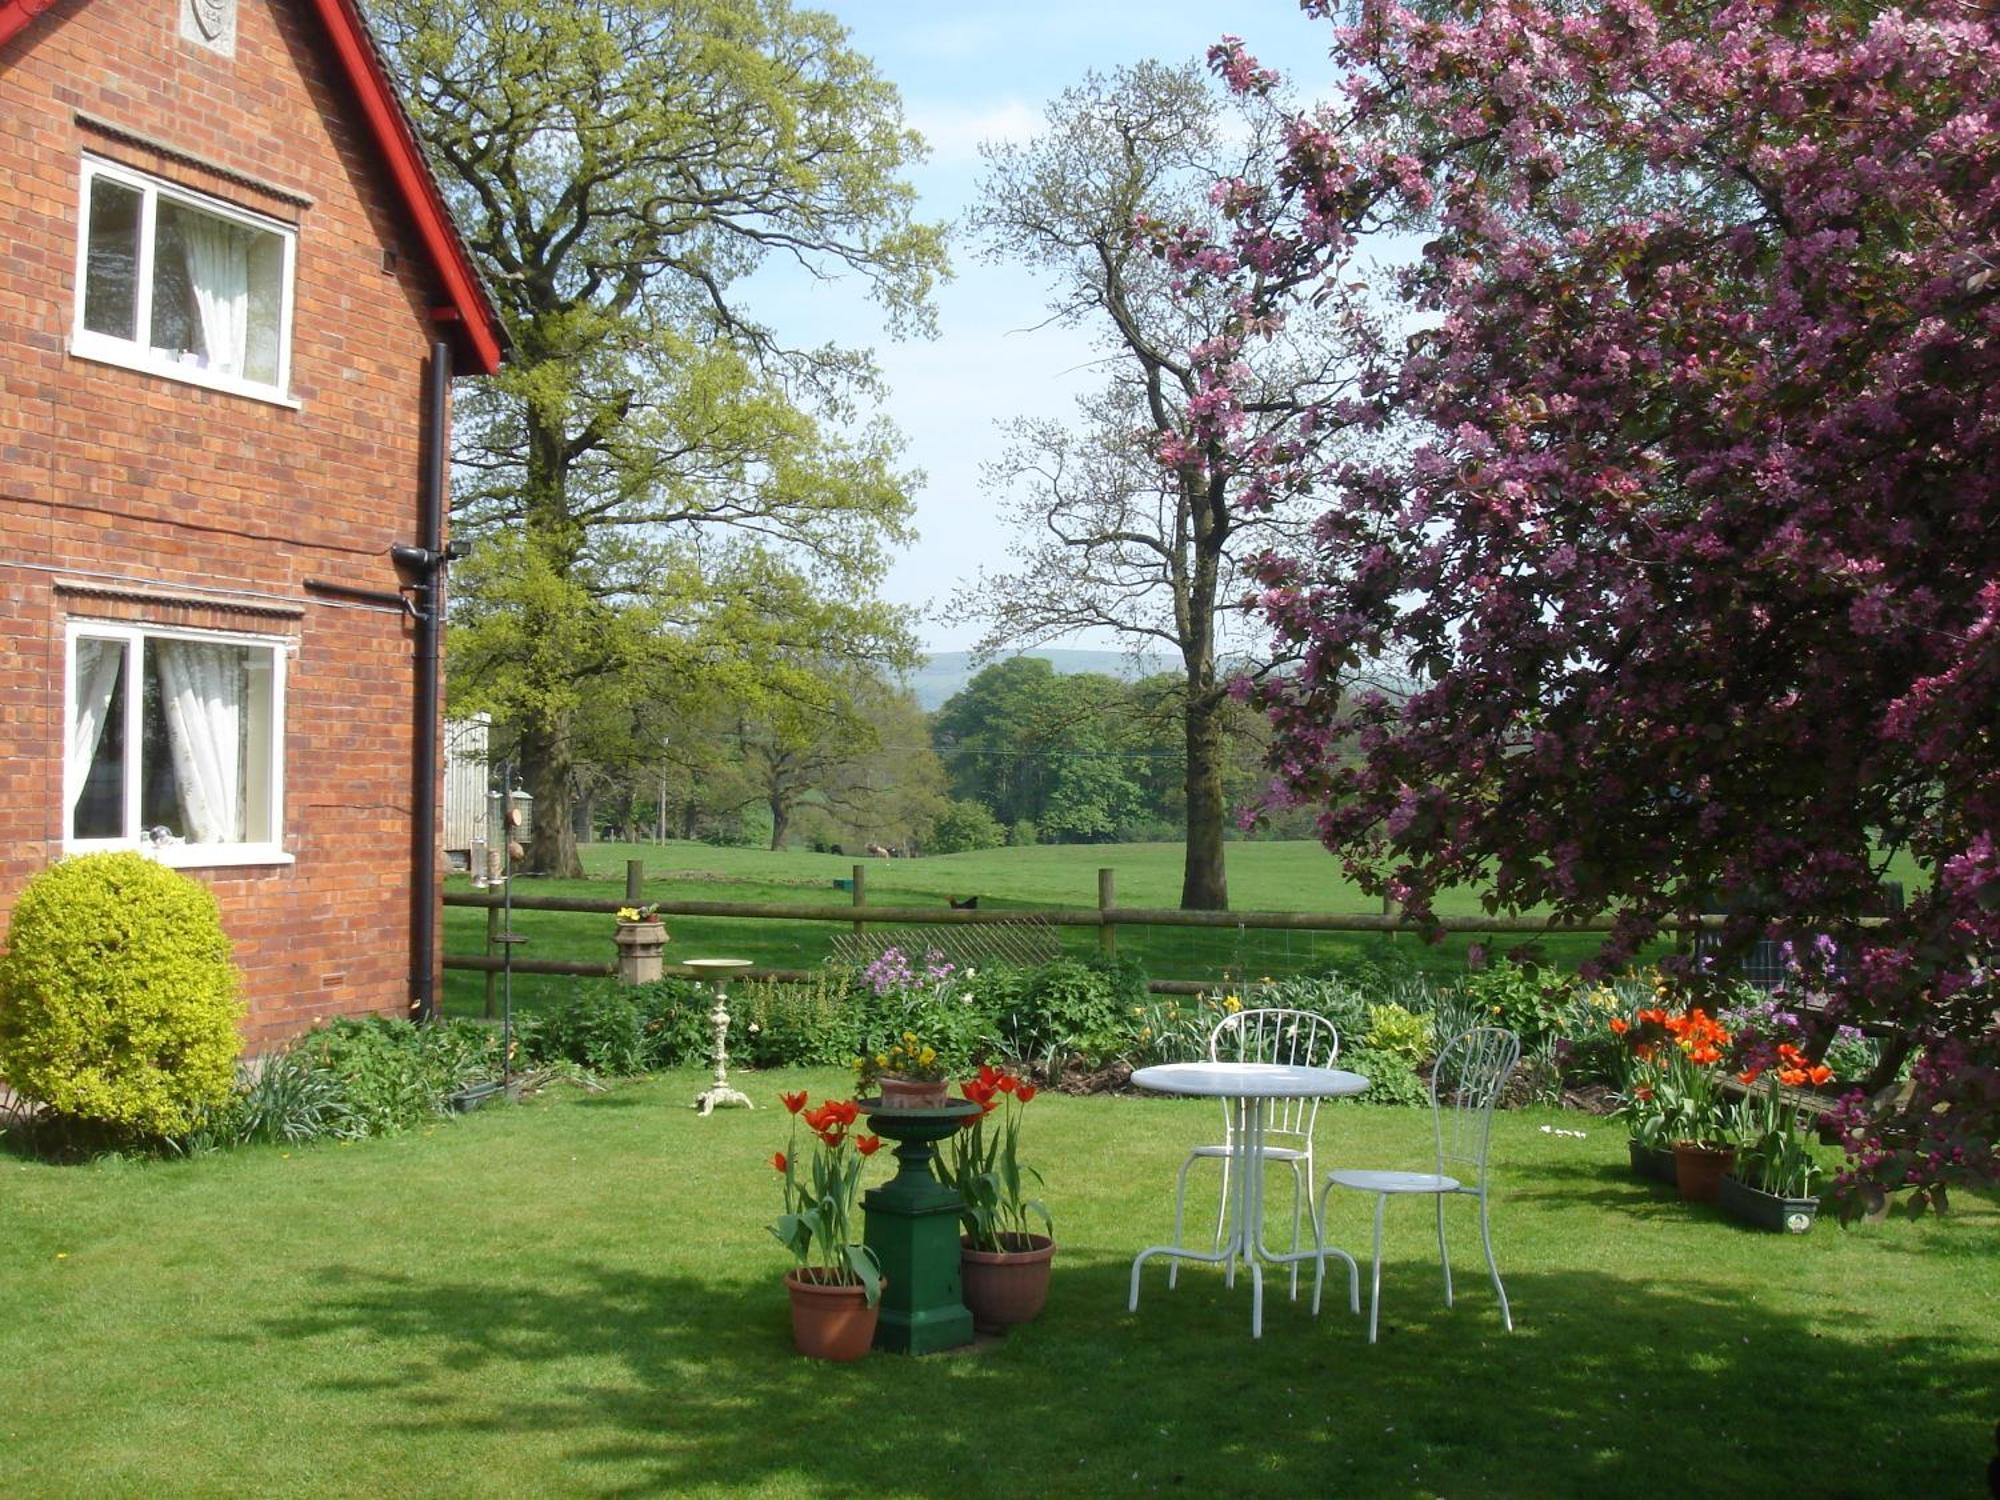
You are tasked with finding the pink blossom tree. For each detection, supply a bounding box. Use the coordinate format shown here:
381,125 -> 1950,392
1164,1 -> 1999,1213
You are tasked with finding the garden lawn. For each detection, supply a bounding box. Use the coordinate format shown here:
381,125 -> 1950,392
4,1074 -> 1994,1498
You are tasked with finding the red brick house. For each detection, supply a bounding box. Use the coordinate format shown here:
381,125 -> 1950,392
0,0 -> 506,1048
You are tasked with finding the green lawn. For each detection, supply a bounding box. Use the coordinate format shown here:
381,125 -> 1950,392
446,839 -> 1737,1018
5,1073 -> 1994,1497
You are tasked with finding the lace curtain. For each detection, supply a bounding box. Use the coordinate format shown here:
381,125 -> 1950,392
153,640 -> 244,843
66,638 -> 123,824
179,212 -> 251,379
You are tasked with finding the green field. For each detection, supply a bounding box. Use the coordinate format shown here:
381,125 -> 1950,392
6,1070 -> 1994,1497
444,840 -> 1929,1021
443,839 -> 1626,1019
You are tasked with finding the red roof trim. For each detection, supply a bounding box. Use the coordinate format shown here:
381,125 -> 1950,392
2,0 -> 506,375
0,0 -> 61,48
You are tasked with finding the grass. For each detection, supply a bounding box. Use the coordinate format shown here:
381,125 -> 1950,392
446,838 -> 1736,1019
4,1073 -> 1994,1497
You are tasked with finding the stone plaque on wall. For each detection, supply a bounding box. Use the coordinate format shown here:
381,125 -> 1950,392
180,0 -> 236,56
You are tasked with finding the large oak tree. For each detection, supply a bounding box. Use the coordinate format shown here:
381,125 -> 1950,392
372,0 -> 945,874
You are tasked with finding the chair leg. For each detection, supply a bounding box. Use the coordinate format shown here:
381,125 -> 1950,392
1436,1191 -> 1454,1309
1309,1176 -> 1360,1319
1169,1151 -> 1200,1290
1217,1152 -> 1235,1288
1367,1192 -> 1387,1344
1477,1188 -> 1512,1332
1287,1160 -> 1304,1299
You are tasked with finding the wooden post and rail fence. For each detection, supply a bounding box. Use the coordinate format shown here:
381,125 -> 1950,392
446,859 -> 1828,1002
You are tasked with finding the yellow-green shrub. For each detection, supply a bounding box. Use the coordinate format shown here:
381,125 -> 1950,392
0,852 -> 243,1137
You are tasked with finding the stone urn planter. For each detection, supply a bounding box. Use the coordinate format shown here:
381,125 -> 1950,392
960,1233 -> 1055,1333
613,919 -> 668,984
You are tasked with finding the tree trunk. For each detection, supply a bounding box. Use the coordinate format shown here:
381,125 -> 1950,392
520,715 -> 584,878
1181,690 -> 1230,910
770,794 -> 792,852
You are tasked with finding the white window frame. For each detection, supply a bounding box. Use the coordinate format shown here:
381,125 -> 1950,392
69,155 -> 299,407
63,620 -> 293,869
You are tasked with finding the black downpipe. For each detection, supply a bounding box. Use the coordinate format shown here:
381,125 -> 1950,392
398,342 -> 452,1022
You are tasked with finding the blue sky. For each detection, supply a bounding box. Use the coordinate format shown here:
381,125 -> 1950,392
758,2 -> 1343,652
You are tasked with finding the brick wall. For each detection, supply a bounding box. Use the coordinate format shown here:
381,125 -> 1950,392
0,0 -> 457,1050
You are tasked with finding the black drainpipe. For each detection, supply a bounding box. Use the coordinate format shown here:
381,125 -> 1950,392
392,341 -> 453,1023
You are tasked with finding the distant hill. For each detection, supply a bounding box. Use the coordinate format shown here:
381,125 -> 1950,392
909,648 -> 1172,710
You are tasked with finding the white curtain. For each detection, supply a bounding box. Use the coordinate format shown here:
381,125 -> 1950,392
180,213 -> 251,379
154,640 -> 243,843
66,638 -> 123,821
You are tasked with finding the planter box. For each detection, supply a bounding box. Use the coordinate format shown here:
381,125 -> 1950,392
1718,1173 -> 1820,1233
1628,1138 -> 1677,1185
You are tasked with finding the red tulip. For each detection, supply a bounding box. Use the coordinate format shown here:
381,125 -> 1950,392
997,1073 -> 1018,1095
771,1152 -> 787,1173
856,1135 -> 883,1156
1015,1083 -> 1037,1103
780,1090 -> 808,1115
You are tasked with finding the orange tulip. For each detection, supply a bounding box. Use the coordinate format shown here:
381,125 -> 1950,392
1609,1017 -> 1629,1035
1809,1065 -> 1833,1086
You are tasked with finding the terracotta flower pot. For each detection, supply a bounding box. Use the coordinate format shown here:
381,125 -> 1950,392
1672,1141 -> 1737,1204
960,1233 -> 1055,1333
877,1076 -> 949,1110
784,1270 -> 881,1361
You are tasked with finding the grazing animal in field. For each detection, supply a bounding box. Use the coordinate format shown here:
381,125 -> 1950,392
865,843 -> 891,858
948,895 -> 979,910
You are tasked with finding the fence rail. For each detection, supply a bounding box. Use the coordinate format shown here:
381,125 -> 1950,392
439,859 -> 1827,999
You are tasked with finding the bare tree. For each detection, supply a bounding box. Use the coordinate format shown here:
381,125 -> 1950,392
967,60 -> 1375,909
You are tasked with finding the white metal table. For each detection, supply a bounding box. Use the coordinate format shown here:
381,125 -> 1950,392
1128,1061 -> 1369,1338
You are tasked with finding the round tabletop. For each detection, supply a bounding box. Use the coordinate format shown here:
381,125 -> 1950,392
1130,1061 -> 1371,1099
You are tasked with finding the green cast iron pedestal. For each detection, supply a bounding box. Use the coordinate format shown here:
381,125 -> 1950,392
859,1098 -> 979,1354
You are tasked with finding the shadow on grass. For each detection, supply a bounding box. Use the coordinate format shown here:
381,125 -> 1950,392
248,1247 -> 1999,1498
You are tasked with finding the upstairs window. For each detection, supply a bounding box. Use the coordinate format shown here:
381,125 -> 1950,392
73,157 -> 295,403
66,623 -> 288,867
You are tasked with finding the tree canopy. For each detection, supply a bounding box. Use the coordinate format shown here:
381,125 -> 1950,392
371,0 -> 946,874
1177,1 -> 1999,1211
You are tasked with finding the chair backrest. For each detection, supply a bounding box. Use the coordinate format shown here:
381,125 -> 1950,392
1207,1008 -> 1341,1142
1429,1026 -> 1521,1181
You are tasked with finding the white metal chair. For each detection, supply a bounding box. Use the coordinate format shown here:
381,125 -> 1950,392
1315,1026 -> 1521,1343
1170,1007 -> 1340,1298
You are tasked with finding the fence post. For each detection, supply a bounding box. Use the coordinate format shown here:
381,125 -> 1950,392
626,859 -> 644,904
1098,867 -> 1117,958
852,863 -> 867,939
483,902 -> 499,1020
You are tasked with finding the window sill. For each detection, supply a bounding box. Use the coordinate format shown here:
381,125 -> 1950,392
67,337 -> 300,410
67,840 -> 296,869
152,844 -> 295,870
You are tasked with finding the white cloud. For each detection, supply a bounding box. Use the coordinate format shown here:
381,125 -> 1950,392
906,99 -> 1045,166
